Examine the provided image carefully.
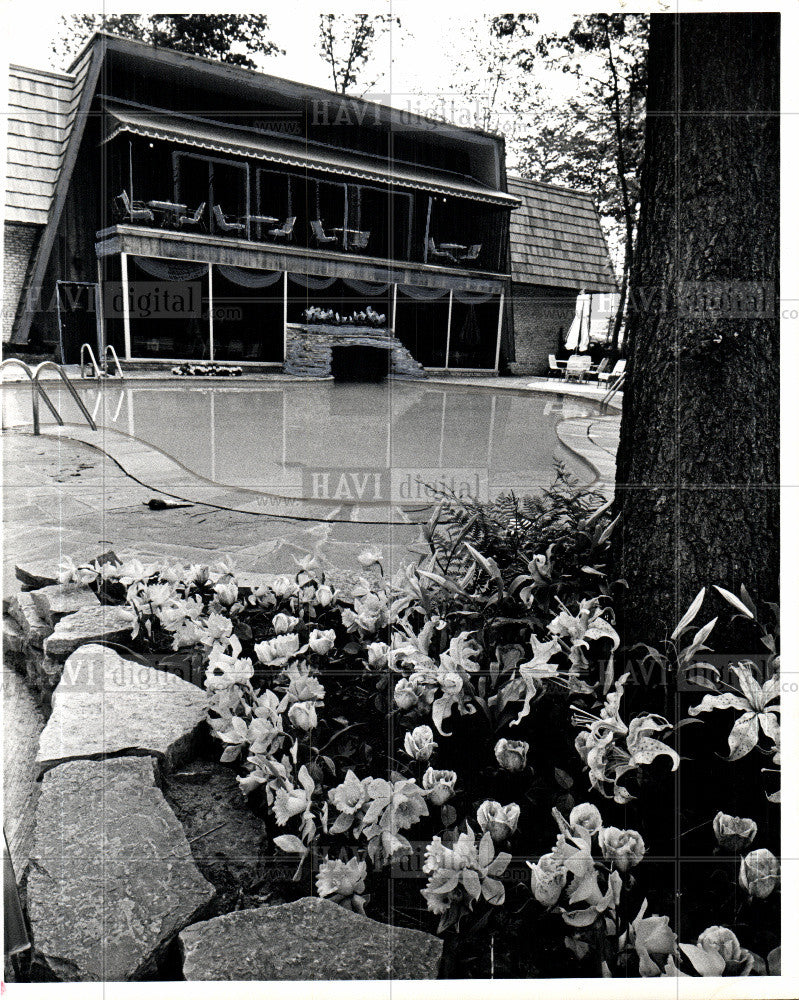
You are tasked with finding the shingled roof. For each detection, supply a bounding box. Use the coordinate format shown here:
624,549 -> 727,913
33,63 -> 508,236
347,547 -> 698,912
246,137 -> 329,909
5,53 -> 94,226
508,175 -> 618,293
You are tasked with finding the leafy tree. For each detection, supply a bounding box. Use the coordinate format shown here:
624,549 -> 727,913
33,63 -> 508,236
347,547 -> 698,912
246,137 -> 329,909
533,14 -> 648,350
53,14 -> 282,68
317,14 -> 400,95
612,13 -> 779,649
449,14 -> 539,136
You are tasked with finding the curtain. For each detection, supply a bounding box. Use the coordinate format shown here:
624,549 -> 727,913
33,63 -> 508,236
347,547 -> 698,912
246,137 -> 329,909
288,272 -> 338,291
217,265 -> 283,289
453,288 -> 496,305
398,283 -> 450,301
132,257 -> 208,281
343,277 -> 391,296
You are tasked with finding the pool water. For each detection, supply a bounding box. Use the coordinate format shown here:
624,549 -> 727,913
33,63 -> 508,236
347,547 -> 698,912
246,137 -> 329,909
2,381 -> 601,503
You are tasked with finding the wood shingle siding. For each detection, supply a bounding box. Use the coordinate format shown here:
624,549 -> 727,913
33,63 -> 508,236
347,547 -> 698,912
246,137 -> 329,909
508,176 -> 618,293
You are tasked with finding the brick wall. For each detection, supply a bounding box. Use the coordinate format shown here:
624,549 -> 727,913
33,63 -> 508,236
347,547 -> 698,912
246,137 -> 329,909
3,222 -> 42,343
508,283 -> 577,376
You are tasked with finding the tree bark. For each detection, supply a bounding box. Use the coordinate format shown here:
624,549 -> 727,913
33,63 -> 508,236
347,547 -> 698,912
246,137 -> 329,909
612,13 -> 779,650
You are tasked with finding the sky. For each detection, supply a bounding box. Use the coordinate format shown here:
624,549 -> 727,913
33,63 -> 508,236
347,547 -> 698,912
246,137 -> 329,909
3,3 -> 574,116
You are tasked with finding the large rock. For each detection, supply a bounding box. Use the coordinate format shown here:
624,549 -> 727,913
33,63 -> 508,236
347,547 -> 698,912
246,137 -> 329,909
30,584 -> 99,625
7,592 -> 52,648
179,897 -> 443,981
27,756 -> 215,981
37,644 -> 209,774
163,761 -> 271,916
42,606 -> 133,659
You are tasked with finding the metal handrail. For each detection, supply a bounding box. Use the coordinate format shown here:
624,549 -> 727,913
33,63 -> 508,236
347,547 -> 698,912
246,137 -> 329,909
0,358 -> 63,434
32,362 -> 97,431
80,343 -> 102,379
601,370 -> 626,407
105,344 -> 125,377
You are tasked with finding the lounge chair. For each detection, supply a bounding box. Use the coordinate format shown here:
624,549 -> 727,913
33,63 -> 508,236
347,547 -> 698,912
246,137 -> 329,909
350,230 -> 370,250
178,202 -> 206,230
564,354 -> 592,382
310,220 -> 338,246
597,359 -> 626,384
269,217 -> 296,240
116,190 -> 154,224
213,204 -> 245,234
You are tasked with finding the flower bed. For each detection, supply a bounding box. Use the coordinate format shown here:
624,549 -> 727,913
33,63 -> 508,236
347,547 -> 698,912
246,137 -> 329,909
58,493 -> 780,979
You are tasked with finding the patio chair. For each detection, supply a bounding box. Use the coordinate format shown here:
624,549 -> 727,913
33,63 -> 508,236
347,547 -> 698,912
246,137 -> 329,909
310,220 -> 337,246
597,359 -> 626,384
350,230 -> 371,250
116,190 -> 154,224
268,217 -> 296,240
213,204 -> 245,234
548,353 -> 567,377
178,202 -> 206,230
427,238 -> 456,264
461,243 -> 482,263
564,354 -> 592,382
587,357 -> 610,380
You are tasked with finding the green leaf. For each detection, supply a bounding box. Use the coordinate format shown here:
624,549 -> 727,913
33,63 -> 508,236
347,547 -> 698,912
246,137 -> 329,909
713,585 -> 755,619
671,588 -> 706,640
554,767 -> 573,790
440,804 -> 457,827
481,876 -> 505,906
273,834 -> 308,855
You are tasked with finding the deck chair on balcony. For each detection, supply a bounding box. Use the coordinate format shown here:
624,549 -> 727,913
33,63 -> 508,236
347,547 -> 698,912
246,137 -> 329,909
213,204 -> 246,234
461,243 -> 482,263
116,190 -> 154,224
178,202 -> 206,230
350,230 -> 370,250
311,220 -> 337,246
427,238 -> 456,264
269,217 -> 296,240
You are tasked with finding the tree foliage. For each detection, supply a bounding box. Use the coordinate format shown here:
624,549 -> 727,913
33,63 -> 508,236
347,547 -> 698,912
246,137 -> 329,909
317,14 -> 400,95
53,14 -> 283,68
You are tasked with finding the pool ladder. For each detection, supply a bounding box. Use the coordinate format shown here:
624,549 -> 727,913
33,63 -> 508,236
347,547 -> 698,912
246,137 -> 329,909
0,358 -> 97,435
80,343 -> 124,379
601,370 -> 626,409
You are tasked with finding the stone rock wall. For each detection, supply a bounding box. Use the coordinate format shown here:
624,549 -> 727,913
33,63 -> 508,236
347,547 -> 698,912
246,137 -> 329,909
284,323 -> 426,379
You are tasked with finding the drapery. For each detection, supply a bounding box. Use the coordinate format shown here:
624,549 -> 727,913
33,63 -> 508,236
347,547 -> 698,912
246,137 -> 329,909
453,288 -> 495,305
398,284 -> 449,302
131,257 -> 209,281
288,272 -> 338,291
216,265 -> 283,288
343,277 -> 391,296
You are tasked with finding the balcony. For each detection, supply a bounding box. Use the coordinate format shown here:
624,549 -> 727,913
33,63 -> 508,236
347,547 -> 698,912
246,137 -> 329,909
98,101 -> 515,275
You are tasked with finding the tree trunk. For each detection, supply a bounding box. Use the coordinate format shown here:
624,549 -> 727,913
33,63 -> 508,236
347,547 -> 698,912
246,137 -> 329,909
611,13 -> 779,650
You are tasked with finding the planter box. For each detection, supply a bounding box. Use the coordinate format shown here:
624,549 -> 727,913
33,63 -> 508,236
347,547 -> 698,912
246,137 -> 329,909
284,323 -> 425,379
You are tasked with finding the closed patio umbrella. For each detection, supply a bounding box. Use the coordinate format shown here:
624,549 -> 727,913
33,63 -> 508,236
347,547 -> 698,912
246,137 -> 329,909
565,289 -> 591,351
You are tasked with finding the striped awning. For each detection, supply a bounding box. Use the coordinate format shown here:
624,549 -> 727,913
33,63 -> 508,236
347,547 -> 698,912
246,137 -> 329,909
101,100 -> 520,208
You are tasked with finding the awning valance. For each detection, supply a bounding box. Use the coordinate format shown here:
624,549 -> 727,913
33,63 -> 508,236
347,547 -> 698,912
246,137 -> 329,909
100,100 -> 521,208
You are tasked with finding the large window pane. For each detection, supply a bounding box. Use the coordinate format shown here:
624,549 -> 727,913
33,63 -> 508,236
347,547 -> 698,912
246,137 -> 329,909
213,267 -> 284,362
448,296 -> 500,369
394,290 -> 449,367
128,256 -> 210,360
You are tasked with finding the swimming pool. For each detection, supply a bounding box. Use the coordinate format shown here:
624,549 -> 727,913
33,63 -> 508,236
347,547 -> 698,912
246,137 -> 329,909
1,380 -> 602,504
